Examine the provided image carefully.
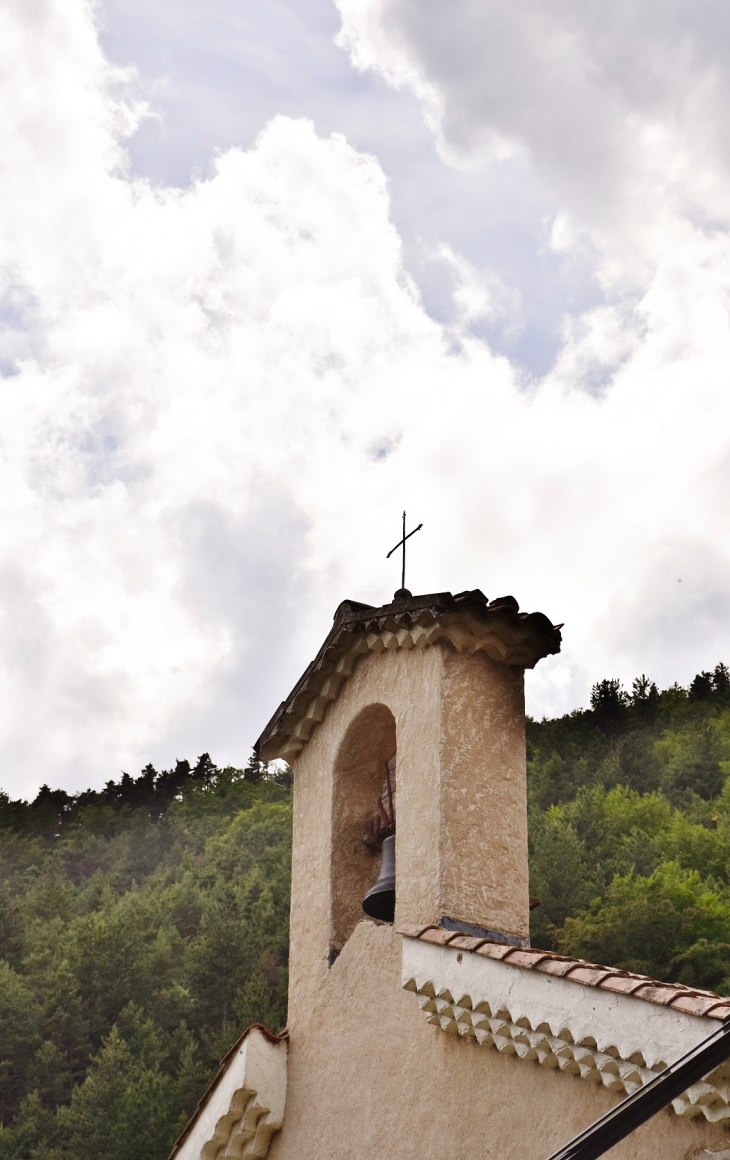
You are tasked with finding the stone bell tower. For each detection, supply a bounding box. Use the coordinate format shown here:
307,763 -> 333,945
256,588 -> 561,1039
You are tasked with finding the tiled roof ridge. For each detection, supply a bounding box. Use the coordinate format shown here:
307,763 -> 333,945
396,924 -> 730,1020
255,589 -> 561,761
329,590 -> 561,650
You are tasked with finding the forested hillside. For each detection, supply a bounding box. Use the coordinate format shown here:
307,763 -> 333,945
4,666 -> 730,1159
0,755 -> 292,1160
528,665 -> 730,990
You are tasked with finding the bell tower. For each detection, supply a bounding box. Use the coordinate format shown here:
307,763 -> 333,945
255,588 -> 561,1035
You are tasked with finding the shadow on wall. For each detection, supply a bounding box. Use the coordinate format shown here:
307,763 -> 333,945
330,702 -> 396,954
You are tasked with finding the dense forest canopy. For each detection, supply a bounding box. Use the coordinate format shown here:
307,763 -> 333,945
528,663 -> 730,986
3,665 -> 730,1158
0,755 -> 292,1160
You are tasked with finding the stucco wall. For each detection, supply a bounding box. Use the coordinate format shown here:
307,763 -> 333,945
287,640 -> 531,1035
287,644 -> 443,1030
270,922 -> 730,1160
440,647 -> 528,936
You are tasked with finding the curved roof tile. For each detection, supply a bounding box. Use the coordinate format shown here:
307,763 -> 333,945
396,923 -> 730,1020
256,589 -> 561,761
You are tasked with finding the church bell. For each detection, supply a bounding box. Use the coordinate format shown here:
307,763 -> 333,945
361,834 -> 396,922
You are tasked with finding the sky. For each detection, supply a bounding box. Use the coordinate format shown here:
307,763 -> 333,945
3,0 -> 730,795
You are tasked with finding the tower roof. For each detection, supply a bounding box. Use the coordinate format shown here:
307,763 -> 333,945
255,588 -> 561,762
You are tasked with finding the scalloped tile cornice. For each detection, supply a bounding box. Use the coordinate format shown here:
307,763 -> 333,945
401,933 -> 730,1124
169,1025 -> 287,1160
256,589 -> 561,761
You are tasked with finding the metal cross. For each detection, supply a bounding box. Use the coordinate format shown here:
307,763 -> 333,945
386,511 -> 423,594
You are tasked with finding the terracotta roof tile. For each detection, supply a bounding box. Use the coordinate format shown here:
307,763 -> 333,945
419,928 -> 459,947
395,923 -> 438,939
534,957 -> 581,978
598,975 -> 651,996
564,966 -> 614,986
255,590 -> 562,760
502,949 -> 552,969
632,983 -> 687,1006
398,924 -> 730,1017
448,934 -> 488,952
475,941 -> 515,961
669,994 -> 727,1017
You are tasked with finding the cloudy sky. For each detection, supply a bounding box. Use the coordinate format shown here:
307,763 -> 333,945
3,0 -> 730,795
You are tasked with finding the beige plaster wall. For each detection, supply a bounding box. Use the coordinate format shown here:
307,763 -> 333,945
270,922 -> 729,1160
440,648 -> 529,937
287,644 -> 443,1030
288,640 -> 531,1034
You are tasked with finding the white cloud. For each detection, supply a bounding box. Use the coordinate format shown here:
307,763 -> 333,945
335,0 -> 730,270
430,244 -> 521,333
2,0 -> 730,794
333,0 -> 730,684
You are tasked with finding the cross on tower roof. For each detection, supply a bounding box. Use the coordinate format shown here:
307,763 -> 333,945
386,510 -> 422,599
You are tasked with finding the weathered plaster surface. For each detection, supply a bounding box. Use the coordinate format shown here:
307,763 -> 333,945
403,938 -> 730,1122
269,922 -> 729,1160
440,648 -> 528,938
287,645 -> 441,1031
288,641 -> 534,1042
173,1028 -> 287,1160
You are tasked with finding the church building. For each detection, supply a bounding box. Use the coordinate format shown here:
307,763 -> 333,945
170,587 -> 730,1160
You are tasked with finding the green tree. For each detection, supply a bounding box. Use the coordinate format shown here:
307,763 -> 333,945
528,810 -> 597,948
663,722 -> 724,800
0,962 -> 39,1124
557,862 -> 730,983
713,663 -> 730,697
590,678 -> 629,733
689,672 -> 714,702
631,674 -> 659,719
5,673 -> 730,1158
0,1090 -> 55,1160
53,1023 -> 184,1160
